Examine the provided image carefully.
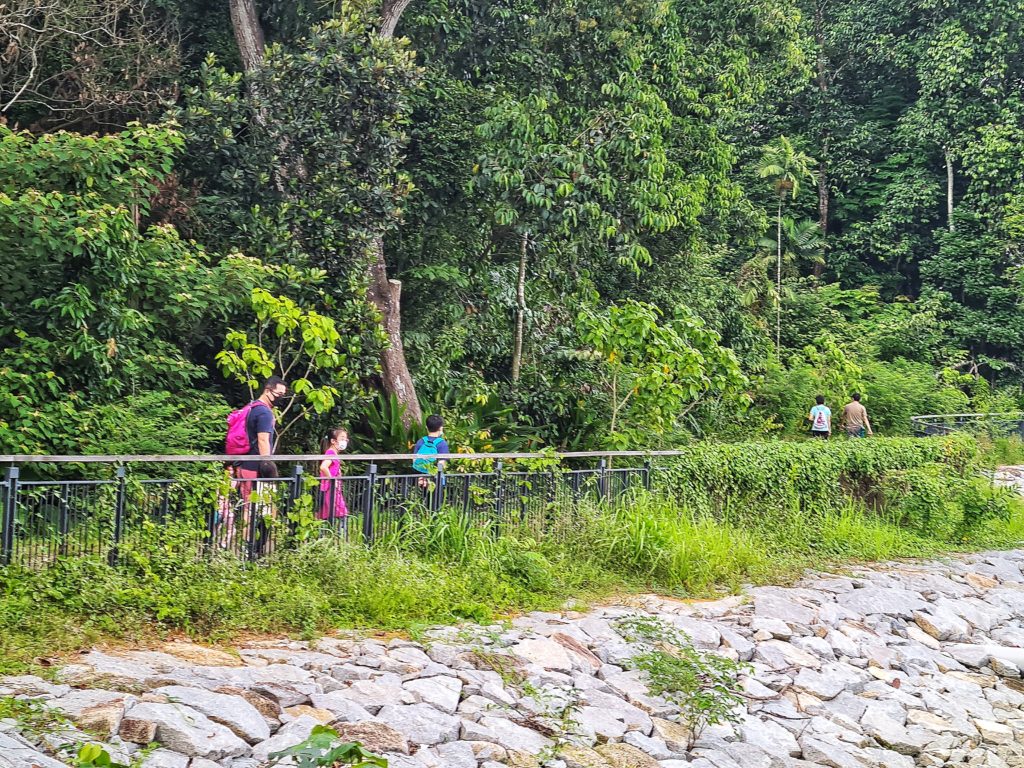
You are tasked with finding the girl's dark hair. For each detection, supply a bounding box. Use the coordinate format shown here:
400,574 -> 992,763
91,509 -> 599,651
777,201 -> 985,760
321,427 -> 348,454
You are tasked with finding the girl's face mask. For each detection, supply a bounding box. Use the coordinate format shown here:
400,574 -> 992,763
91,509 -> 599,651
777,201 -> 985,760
337,438 -> 348,451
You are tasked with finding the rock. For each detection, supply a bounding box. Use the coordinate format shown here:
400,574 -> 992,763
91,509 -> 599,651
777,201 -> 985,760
666,616 -> 721,650
966,573 -> 998,590
753,594 -> 818,628
622,731 -> 673,759
340,675 -> 414,713
650,717 -> 691,752
754,640 -> 822,670
914,608 -> 971,642
974,718 -> 1014,744
793,667 -> 845,700
906,709 -> 954,732
510,639 -> 574,672
946,644 -> 992,669
461,715 -> 553,754
739,714 -> 801,759
552,632 -> 603,670
580,689 -> 653,733
575,706 -> 629,742
837,588 -> 928,619
905,623 -> 942,651
990,657 -> 1021,678
122,702 -> 248,759
188,760 -> 222,768
161,642 -> 243,667
120,716 -> 158,744
252,715 -> 320,761
334,721 -> 411,755
308,691 -> 374,722
0,732 -> 71,768
424,741 -> 478,768
154,685 -> 270,744
719,627 -> 755,661
375,703 -> 461,745
76,702 -> 126,739
283,705 -> 335,723
860,706 -> 929,755
594,742 -> 660,768
800,735 -> 866,768
751,617 -> 792,640
403,675 -> 463,714
213,686 -> 281,725
139,749 -> 189,768
52,689 -> 136,738
559,744 -> 611,768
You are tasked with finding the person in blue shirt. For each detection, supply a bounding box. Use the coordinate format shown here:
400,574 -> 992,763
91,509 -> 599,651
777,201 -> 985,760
413,414 -> 449,479
808,394 -> 832,439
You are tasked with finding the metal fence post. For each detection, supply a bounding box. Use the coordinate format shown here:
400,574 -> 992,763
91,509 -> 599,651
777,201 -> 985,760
286,464 -> 304,545
108,465 -> 126,566
489,460 -> 501,520
2,466 -> 19,566
643,459 -> 652,493
362,463 -> 377,544
598,457 -> 608,501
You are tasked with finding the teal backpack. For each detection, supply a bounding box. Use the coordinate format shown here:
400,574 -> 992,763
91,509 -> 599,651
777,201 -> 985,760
413,436 -> 440,474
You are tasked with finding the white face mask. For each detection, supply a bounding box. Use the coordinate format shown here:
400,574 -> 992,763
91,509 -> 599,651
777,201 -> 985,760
337,439 -> 348,451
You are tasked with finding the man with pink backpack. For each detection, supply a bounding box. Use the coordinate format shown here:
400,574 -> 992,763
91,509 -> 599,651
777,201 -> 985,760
227,376 -> 289,480
224,377 -> 288,554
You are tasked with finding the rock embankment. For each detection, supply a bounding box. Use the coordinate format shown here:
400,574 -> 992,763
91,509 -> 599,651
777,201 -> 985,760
5,551 -> 1024,768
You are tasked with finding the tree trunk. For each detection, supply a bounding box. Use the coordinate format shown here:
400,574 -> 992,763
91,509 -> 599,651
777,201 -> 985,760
363,0 -> 422,428
813,4 -> 828,277
776,200 -> 783,354
368,235 -> 423,427
379,0 -> 413,38
229,0 -> 265,74
511,231 -> 528,385
946,147 -> 955,232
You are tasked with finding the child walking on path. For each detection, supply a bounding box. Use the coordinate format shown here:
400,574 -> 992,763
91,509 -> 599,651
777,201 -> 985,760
319,428 -> 349,522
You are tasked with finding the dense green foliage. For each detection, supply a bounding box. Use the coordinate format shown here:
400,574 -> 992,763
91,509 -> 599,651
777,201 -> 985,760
1,436 -> 1021,673
3,0 -> 1023,453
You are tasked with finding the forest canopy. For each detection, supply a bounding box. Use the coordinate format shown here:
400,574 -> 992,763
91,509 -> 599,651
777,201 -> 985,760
1,0 -> 1022,454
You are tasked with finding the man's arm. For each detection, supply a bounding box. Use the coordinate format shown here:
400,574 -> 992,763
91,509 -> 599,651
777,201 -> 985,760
864,409 -> 873,435
257,432 -> 272,457
437,439 -> 450,471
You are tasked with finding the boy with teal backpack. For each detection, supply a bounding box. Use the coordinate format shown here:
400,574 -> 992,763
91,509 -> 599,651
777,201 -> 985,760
413,415 -> 450,506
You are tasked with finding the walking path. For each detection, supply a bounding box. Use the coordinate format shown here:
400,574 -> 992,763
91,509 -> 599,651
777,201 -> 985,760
5,549 -> 1024,768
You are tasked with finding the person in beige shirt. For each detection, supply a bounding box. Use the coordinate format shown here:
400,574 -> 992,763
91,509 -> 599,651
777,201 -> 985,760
842,393 -> 873,437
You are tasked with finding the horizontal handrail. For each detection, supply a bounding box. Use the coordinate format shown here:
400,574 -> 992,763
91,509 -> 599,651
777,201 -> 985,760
0,450 -> 691,464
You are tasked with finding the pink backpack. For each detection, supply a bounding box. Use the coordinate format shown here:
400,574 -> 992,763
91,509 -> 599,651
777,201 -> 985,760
225,401 -> 265,455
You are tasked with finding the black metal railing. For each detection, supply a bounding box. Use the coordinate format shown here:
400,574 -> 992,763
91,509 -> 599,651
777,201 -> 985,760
0,454 -> 655,568
911,412 -> 1024,438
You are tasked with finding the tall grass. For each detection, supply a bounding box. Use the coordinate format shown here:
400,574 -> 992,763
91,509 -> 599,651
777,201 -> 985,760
2,444 -> 1023,675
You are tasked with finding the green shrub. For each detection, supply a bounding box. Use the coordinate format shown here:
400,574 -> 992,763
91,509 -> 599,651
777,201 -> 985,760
657,435 -> 976,516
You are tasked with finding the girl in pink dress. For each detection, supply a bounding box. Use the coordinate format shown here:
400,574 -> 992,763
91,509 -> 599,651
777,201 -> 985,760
318,428 -> 349,523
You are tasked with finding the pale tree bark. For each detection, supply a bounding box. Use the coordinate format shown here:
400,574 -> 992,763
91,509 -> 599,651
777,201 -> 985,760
945,147 -> 955,233
229,0 -> 265,74
813,2 -> 829,277
367,235 -> 423,426
511,231 -> 528,385
367,0 -> 423,428
380,0 -> 413,39
776,199 -> 783,354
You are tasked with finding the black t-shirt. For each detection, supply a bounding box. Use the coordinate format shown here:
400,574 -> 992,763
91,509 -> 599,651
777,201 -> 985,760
240,402 -> 275,471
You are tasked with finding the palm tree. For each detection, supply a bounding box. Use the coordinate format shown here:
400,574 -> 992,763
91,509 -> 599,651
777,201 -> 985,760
740,217 -> 824,317
756,137 -> 817,353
